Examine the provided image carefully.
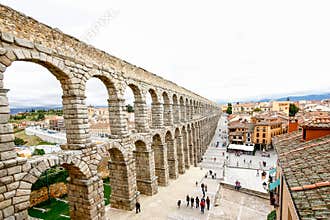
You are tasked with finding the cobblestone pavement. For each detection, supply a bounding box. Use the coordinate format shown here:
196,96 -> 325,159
106,115 -> 273,219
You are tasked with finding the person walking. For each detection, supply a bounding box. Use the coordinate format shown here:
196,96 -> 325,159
206,196 -> 210,210
135,201 -> 141,213
186,195 -> 190,207
205,184 -> 208,192
177,200 -> 181,208
195,196 -> 200,208
190,196 -> 194,208
200,199 -> 205,214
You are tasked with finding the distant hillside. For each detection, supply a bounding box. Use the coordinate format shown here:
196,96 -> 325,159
258,93 -> 330,102
217,92 -> 330,104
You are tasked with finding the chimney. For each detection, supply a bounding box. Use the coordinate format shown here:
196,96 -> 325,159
288,117 -> 298,133
302,117 -> 330,141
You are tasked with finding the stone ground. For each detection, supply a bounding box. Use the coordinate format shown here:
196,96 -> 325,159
106,115 -> 273,220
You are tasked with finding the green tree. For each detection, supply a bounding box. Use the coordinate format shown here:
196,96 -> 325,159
37,112 -> 45,121
253,107 -> 262,112
14,137 -> 25,146
126,104 -> 134,113
33,148 -> 45,156
226,103 -> 232,114
289,103 -> 299,116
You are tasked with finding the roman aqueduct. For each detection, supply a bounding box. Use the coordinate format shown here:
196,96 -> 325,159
0,5 -> 220,220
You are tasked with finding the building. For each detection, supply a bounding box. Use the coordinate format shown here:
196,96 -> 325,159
252,115 -> 286,150
232,103 -> 256,114
272,118 -> 330,220
272,101 -> 291,116
48,116 -> 65,132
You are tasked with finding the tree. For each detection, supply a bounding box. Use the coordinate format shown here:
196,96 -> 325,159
37,112 -> 45,121
33,148 -> 45,156
14,137 -> 25,146
126,104 -> 134,113
289,103 -> 299,116
253,108 -> 262,112
226,103 -> 232,114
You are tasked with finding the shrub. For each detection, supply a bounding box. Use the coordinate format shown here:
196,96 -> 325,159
267,210 -> 276,220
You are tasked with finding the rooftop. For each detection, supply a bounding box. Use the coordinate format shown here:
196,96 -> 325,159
274,132 -> 330,219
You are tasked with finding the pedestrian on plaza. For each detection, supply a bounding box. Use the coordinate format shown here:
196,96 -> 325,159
214,173 -> 217,178
190,196 -> 194,208
209,170 -> 212,175
205,184 -> 208,192
214,157 -> 216,162
256,169 -> 259,177
201,183 -> 204,191
249,160 -> 252,164
222,152 -> 225,156
195,196 -> 200,208
135,201 -> 141,213
196,181 -> 198,187
206,196 -> 210,210
235,180 -> 241,191
200,200 -> 205,213
243,159 -> 246,164
186,195 -> 190,206
177,200 -> 181,208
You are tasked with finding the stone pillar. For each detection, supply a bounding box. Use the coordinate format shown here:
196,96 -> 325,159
192,129 -> 198,166
67,177 -> 105,220
173,103 -> 181,124
0,88 -> 29,219
188,129 -> 196,167
166,139 -> 178,179
153,144 -> 169,186
186,104 -> 190,121
134,149 -> 158,195
108,98 -> 128,137
190,104 -> 194,119
134,100 -> 149,133
180,103 -> 186,123
151,102 -> 164,128
163,102 -> 174,126
176,135 -> 185,174
182,131 -> 190,168
109,158 -> 137,210
62,94 -> 91,150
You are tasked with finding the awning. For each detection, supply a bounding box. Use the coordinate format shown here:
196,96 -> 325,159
227,144 -> 254,152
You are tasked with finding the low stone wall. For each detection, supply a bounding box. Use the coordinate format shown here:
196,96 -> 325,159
220,182 -> 269,200
30,182 -> 67,207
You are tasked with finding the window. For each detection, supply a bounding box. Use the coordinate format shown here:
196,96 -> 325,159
256,133 -> 259,137
262,133 -> 266,138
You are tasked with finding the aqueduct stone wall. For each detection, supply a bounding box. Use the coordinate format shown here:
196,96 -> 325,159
0,4 -> 220,220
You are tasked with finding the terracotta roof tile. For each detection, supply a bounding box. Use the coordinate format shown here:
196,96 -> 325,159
274,133 -> 330,219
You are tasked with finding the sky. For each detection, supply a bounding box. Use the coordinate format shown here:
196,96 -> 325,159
2,0 -> 330,107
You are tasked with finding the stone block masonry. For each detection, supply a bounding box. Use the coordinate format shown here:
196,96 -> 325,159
0,4 -> 221,220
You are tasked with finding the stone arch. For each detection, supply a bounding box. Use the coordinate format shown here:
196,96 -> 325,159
133,140 -> 158,195
148,88 -> 164,128
165,130 -> 178,179
18,154 -> 103,220
172,94 -> 180,123
126,83 -> 149,133
108,147 -> 137,210
0,51 -> 92,150
151,134 -> 169,186
181,126 -> 190,168
189,99 -> 193,120
163,91 -> 173,126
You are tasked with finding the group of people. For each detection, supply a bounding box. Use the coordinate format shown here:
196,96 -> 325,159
178,195 -> 211,214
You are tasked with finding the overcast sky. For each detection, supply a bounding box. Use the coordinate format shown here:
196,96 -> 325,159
2,0 -> 330,107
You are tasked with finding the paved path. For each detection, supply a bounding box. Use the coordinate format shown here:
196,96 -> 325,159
106,115 -> 273,219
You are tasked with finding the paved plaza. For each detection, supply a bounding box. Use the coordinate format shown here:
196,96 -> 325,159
106,115 -> 273,219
